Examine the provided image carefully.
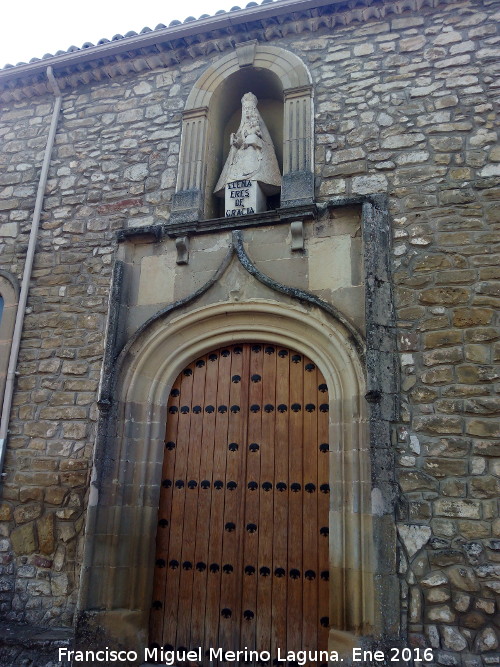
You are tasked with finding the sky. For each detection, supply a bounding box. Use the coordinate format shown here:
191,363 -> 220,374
1,0 -> 246,68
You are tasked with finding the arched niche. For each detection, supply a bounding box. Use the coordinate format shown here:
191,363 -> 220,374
206,67 -> 284,218
78,300 -> 378,657
171,44 -> 314,224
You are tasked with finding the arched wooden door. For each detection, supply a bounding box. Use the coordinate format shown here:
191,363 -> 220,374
150,343 -> 330,664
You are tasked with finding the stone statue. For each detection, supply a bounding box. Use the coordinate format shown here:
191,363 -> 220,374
214,92 -> 281,197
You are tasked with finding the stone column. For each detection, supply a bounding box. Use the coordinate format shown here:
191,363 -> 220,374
281,85 -> 314,207
170,107 -> 208,223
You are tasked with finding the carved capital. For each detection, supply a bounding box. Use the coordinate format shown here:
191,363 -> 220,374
181,106 -> 209,121
284,85 -> 313,101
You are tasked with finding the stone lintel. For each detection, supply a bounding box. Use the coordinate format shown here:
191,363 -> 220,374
115,205 -> 318,244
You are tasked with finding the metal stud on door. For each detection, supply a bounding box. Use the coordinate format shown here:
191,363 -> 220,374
150,344 -> 330,666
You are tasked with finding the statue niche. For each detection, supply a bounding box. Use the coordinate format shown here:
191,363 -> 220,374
214,92 -> 281,217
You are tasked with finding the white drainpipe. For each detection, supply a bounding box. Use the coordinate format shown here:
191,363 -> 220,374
0,66 -> 62,477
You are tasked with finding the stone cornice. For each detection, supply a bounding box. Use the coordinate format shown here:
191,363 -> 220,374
0,0 -> 453,102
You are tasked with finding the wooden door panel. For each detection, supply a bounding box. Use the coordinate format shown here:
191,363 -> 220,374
150,344 -> 330,667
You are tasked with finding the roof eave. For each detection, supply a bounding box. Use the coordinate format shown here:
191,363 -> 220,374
0,0 -> 342,84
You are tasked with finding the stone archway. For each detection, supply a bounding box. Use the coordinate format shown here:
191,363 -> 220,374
171,44 -> 314,222
78,300 -> 374,658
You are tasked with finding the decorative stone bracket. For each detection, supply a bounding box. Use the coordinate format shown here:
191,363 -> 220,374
290,220 -> 304,251
175,236 -> 189,265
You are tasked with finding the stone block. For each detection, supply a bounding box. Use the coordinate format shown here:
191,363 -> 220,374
45,486 -> 67,505
471,440 -> 500,457
427,605 -> 455,622
11,522 -> 37,555
37,514 -> 55,555
414,415 -> 462,435
434,499 -> 481,520
61,361 -> 88,376
351,174 -> 387,194
424,458 -> 467,478
423,330 -> 462,348
330,147 -> 365,164
457,365 -> 500,383
441,626 -> 467,651
466,420 -> 500,438
458,521 -> 491,540
59,471 -> 88,487
308,235 -> 352,291
398,470 -> 438,492
475,626 -> 498,652
27,579 -> 51,596
441,479 -> 466,497
137,253 -> 176,306
19,487 -> 44,503
469,476 -> 500,499
419,287 -> 469,305
14,504 -> 42,525
420,366 -> 454,385
399,35 -> 426,53
51,573 -> 69,596
0,503 -> 12,521
423,346 -> 463,366
397,524 -> 432,559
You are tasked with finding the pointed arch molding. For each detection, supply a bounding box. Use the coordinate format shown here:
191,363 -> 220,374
171,44 -> 314,222
78,300 -> 380,653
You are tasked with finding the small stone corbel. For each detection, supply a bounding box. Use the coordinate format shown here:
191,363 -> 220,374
290,221 -> 304,251
175,236 -> 189,265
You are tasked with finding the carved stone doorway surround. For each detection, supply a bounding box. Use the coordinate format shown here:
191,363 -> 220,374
78,299 -> 374,655
76,197 -> 399,663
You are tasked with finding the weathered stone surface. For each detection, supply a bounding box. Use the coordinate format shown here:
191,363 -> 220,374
434,500 -> 481,520
427,605 -> 456,622
10,522 -> 37,555
0,0 -> 498,650
475,627 -> 499,652
398,524 -> 432,559
0,503 -> 12,521
447,566 -> 480,592
442,625 -> 467,651
13,503 -> 42,525
36,514 -> 55,555
421,572 -> 449,588
469,476 -> 500,499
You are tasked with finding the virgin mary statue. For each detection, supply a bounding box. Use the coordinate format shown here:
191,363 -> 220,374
214,92 -> 281,196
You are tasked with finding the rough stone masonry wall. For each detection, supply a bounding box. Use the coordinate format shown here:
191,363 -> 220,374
0,55 -> 212,629
306,0 -> 500,664
0,0 -> 499,663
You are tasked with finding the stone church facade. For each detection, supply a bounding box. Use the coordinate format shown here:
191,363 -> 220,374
0,0 -> 499,664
